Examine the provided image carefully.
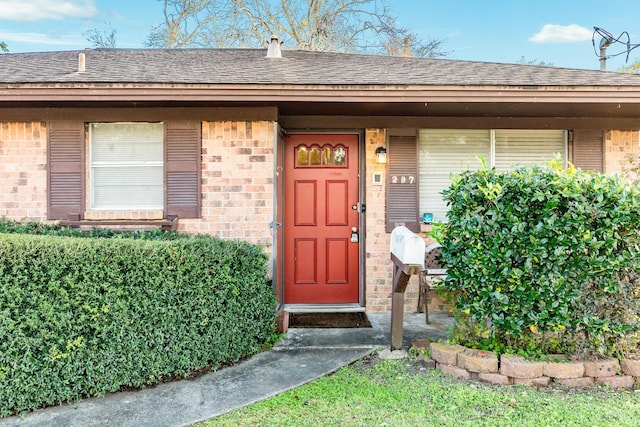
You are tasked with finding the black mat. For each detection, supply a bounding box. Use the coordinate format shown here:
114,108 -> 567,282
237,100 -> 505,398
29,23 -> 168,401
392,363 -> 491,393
289,312 -> 372,328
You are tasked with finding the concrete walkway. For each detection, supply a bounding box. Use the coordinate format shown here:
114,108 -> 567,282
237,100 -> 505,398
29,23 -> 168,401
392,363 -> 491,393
0,312 -> 451,427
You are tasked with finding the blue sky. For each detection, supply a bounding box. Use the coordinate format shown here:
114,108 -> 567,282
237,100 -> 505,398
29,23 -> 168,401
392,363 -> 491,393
1,0 -> 639,70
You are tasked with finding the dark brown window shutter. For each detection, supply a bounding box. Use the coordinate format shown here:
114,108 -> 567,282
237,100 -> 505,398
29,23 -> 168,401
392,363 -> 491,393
571,129 -> 604,172
165,121 -> 201,218
47,121 -> 85,220
386,129 -> 419,233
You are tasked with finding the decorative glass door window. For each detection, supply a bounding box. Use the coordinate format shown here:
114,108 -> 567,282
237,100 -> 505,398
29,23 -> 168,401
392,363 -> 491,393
295,144 -> 347,167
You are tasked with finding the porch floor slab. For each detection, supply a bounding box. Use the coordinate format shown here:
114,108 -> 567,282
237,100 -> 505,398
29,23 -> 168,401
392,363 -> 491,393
0,312 -> 452,427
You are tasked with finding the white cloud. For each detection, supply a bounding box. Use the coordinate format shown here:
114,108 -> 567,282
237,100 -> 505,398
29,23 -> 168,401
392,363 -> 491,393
529,24 -> 592,43
0,31 -> 86,46
0,0 -> 97,21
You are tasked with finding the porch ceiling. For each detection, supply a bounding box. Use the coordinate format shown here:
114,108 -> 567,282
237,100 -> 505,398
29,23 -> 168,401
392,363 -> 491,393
274,101 -> 640,118
2,97 -> 640,115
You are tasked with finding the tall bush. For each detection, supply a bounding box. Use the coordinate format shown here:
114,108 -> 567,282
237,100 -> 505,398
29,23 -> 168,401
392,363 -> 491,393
0,233 -> 277,416
439,160 -> 640,357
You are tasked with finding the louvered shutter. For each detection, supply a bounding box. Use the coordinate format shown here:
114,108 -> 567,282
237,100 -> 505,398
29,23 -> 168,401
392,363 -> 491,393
165,121 -> 201,218
48,121 -> 85,220
572,129 -> 603,172
419,129 -> 491,223
494,130 -> 566,171
386,131 -> 420,232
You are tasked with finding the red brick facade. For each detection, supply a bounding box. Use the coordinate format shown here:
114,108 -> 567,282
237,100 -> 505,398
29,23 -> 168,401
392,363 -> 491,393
604,130 -> 640,177
1,123 -> 638,313
0,122 -> 48,220
178,121 -> 274,246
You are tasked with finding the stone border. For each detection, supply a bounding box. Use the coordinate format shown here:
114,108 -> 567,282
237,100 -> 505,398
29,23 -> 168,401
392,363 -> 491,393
411,340 -> 639,390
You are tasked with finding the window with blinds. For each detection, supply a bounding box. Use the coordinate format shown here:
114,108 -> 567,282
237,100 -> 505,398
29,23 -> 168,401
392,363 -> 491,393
419,129 -> 491,222
494,130 -> 566,171
418,129 -> 566,222
89,122 -> 164,210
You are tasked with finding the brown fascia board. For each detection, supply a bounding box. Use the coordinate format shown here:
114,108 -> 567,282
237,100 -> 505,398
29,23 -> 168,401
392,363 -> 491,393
0,106 -> 279,122
2,83 -> 640,104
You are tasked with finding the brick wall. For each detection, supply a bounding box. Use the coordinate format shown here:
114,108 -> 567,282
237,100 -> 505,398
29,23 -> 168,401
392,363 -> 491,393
0,120 -> 275,244
0,122 -> 48,220
178,121 -> 275,247
604,130 -> 639,177
364,128 -> 421,312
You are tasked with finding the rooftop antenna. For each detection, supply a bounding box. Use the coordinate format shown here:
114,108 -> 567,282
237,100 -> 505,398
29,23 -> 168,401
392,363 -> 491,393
592,27 -> 640,71
594,27 -> 614,71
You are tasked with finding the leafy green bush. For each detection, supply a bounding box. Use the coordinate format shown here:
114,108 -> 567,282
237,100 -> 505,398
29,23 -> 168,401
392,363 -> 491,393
0,217 -> 183,240
0,232 -> 277,416
439,160 -> 640,358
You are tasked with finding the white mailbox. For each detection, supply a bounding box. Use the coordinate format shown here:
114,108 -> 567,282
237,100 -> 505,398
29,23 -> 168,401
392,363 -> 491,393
390,226 -> 425,269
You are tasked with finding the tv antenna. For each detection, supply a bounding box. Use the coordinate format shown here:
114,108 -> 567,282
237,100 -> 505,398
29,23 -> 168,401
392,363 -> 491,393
592,27 -> 639,71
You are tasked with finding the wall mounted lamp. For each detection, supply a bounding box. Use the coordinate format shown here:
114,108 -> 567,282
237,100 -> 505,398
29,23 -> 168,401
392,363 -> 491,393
375,146 -> 387,164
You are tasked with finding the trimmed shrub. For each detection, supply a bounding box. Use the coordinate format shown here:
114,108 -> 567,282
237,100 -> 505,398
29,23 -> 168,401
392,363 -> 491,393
0,232 -> 276,416
439,160 -> 640,358
0,218 -> 183,240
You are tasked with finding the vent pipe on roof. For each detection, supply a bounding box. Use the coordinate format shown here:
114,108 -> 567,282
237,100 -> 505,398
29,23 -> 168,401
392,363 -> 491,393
78,52 -> 86,73
266,35 -> 282,58
599,37 -> 613,71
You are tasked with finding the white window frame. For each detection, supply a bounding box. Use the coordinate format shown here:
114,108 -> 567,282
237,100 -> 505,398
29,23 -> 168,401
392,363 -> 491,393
88,122 -> 164,211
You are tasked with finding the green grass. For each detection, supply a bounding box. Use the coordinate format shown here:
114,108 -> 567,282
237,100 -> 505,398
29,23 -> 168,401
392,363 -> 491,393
201,355 -> 640,427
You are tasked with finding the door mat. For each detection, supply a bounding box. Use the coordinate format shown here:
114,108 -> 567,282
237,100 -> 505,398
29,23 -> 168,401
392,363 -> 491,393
289,312 -> 372,328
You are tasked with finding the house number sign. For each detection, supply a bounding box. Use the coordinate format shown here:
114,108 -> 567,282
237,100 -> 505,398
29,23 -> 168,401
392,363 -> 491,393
390,175 -> 415,184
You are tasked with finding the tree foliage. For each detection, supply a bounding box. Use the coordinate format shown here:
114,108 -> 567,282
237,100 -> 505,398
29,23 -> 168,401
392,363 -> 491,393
0,42 -> 7,52
145,0 -> 447,57
619,58 -> 640,73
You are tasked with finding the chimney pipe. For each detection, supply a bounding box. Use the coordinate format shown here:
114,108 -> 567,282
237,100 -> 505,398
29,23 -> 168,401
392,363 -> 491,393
78,52 -> 86,72
266,35 -> 282,58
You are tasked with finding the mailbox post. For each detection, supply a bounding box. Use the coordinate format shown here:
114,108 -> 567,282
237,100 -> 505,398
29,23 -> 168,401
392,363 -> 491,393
389,226 -> 425,350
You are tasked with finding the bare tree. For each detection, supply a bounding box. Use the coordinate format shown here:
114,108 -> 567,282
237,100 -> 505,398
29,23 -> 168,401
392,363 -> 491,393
85,22 -> 117,48
145,0 -> 447,57
146,0 -> 224,48
516,56 -> 553,66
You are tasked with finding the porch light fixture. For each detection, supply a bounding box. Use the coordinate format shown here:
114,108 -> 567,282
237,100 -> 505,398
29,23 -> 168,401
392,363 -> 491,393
375,146 -> 387,164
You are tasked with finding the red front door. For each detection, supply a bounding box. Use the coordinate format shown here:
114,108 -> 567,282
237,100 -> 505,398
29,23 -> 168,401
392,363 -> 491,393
284,133 -> 360,304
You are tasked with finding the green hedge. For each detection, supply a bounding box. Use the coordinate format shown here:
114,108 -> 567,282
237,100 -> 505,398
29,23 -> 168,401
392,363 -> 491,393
0,218 -> 183,240
0,232 -> 277,416
439,160 -> 640,358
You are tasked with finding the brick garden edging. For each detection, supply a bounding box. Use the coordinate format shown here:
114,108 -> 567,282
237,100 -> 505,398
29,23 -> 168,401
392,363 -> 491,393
412,341 -> 639,390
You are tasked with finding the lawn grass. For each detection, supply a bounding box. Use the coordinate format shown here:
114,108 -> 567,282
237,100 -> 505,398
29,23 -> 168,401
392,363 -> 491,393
201,354 -> 640,427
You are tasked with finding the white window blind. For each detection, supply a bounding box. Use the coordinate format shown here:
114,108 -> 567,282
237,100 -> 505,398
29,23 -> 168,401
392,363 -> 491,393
419,129 -> 490,222
418,129 -> 566,222
89,122 -> 164,210
494,129 -> 566,171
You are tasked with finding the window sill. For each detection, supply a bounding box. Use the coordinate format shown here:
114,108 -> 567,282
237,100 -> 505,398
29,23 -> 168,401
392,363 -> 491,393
59,216 -> 177,232
84,210 -> 165,221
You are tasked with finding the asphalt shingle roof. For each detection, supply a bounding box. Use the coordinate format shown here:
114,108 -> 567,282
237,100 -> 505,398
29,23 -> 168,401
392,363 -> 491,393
2,48 -> 640,87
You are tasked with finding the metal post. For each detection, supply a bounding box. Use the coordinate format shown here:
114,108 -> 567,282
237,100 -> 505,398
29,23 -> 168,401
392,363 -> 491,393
389,254 -> 420,351
390,262 -> 410,350
600,46 -> 608,71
